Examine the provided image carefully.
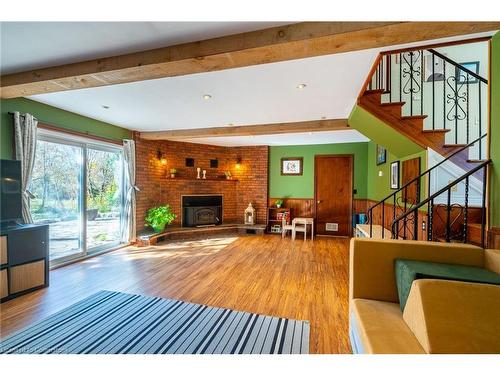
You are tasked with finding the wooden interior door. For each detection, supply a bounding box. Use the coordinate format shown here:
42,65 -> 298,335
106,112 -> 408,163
401,157 -> 421,205
314,155 -> 353,236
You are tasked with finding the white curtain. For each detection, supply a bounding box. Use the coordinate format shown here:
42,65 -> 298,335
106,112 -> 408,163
13,112 -> 38,224
121,139 -> 139,242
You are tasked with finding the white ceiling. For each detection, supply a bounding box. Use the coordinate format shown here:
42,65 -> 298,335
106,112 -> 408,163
28,48 -> 378,131
1,22 -> 495,147
175,130 -> 370,147
0,22 -> 289,74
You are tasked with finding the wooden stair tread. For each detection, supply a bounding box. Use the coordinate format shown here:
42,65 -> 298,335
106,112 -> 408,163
401,115 -> 428,120
380,101 -> 405,107
443,144 -> 467,148
467,159 -> 488,163
421,129 -> 450,133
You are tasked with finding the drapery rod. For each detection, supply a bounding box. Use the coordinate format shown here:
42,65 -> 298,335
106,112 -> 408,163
8,112 -> 124,146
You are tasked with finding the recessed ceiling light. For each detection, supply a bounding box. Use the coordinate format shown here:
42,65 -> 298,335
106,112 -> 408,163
102,105 -> 110,109
203,94 -> 212,100
296,83 -> 307,90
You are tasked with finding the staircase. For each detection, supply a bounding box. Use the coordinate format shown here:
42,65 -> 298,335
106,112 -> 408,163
360,42 -> 491,247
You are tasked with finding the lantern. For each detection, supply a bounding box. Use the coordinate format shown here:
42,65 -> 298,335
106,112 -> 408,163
244,203 -> 255,225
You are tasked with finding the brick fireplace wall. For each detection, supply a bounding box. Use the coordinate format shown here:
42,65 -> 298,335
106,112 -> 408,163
134,135 -> 269,232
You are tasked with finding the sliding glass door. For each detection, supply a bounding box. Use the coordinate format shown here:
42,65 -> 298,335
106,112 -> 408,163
31,139 -> 84,260
30,130 -> 125,263
86,147 -> 123,251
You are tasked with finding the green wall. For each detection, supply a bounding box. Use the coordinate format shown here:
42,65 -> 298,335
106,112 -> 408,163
348,105 -> 424,158
490,32 -> 500,227
366,141 -> 427,202
269,142 -> 368,199
1,98 -> 131,159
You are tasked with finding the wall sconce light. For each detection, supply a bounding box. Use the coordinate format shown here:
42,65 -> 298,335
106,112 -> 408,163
378,170 -> 383,177
157,150 -> 167,165
235,157 -> 242,169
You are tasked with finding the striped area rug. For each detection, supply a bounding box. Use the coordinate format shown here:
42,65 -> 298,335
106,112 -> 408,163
0,290 -> 309,354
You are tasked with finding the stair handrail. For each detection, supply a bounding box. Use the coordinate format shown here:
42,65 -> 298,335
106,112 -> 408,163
427,49 -> 488,84
366,134 -> 486,238
390,159 -> 490,247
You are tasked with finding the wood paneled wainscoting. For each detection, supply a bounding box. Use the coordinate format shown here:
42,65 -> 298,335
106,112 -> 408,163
488,228 -> 500,249
360,199 -> 428,241
267,198 -> 370,236
268,198 -> 314,219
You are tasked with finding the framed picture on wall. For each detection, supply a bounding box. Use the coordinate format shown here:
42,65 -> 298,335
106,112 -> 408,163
281,157 -> 303,176
376,145 -> 387,165
390,161 -> 400,190
456,61 -> 479,84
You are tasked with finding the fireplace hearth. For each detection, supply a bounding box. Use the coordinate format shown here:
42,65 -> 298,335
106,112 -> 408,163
182,195 -> 222,227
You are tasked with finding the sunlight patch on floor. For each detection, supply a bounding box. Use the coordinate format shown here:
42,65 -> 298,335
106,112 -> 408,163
123,236 -> 239,261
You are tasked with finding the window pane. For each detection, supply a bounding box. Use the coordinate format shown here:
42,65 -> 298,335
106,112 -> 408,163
86,148 -> 122,249
30,139 -> 83,260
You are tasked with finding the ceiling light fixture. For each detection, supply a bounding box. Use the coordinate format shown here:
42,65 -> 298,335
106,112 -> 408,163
296,83 -> 307,90
102,105 -> 110,109
203,94 -> 212,100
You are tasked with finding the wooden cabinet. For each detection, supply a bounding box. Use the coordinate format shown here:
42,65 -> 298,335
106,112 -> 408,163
10,260 -> 46,294
0,224 -> 49,303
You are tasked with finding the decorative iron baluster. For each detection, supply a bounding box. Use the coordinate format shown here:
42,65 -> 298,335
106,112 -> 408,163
420,53 -> 423,116
388,55 -> 392,100
402,51 -> 422,116
463,176 -> 469,243
413,210 -> 418,240
432,53 -> 435,130
446,74 -> 468,146
479,81 -> 482,159
399,53 -> 402,102
466,74 -> 470,144
443,61 -> 446,130
427,199 -> 434,241
481,165 -> 487,248
446,190 -> 451,242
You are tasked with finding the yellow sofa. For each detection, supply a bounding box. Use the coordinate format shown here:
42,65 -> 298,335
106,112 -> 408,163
349,238 -> 500,354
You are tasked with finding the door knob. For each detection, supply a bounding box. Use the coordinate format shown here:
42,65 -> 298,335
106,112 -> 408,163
317,200 -> 321,204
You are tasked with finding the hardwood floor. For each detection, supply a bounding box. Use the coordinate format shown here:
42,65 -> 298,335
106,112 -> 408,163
0,234 -> 351,354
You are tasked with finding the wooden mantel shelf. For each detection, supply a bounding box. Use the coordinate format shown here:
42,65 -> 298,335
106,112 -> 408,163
166,177 -> 239,182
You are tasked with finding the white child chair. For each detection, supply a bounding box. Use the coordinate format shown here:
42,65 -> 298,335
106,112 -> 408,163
281,217 -> 294,238
292,219 -> 307,241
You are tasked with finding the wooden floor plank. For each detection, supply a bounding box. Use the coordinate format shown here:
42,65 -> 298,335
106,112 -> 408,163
0,234 -> 350,354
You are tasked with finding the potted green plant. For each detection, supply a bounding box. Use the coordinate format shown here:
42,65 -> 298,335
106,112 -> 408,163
169,168 -> 177,178
275,199 -> 284,208
224,171 -> 232,180
145,205 -> 177,233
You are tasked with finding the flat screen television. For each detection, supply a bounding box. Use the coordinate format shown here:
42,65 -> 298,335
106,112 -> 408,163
0,159 -> 23,223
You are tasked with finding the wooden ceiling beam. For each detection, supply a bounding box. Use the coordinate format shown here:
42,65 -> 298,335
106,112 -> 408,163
139,119 -> 349,140
2,21 -> 499,99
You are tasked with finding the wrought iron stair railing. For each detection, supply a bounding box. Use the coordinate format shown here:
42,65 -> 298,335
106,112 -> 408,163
366,135 -> 486,240
391,159 -> 490,248
365,43 -> 489,161
362,40 -> 490,246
